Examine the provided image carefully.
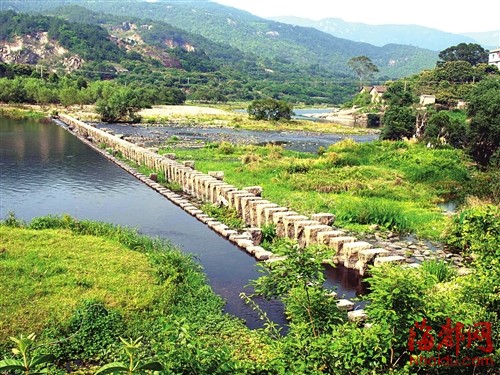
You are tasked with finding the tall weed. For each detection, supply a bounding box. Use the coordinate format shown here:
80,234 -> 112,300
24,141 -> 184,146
337,199 -> 411,233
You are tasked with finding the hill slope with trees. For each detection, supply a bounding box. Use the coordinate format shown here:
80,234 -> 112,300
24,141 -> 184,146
2,0 -> 438,80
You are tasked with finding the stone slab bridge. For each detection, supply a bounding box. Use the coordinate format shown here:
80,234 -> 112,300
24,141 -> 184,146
59,114 -> 416,318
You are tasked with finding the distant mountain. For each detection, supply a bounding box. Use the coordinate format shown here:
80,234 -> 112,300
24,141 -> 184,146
270,16 -> 478,52
462,30 -> 500,50
2,0 -> 438,79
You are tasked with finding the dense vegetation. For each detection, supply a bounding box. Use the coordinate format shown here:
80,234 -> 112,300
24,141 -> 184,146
2,0 -> 439,86
1,211 -> 498,374
0,9 -> 359,105
0,216 -> 272,373
340,43 -> 500,167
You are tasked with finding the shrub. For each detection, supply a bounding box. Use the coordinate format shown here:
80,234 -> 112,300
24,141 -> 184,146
445,204 -> 500,269
217,141 -> 235,155
381,106 -> 416,140
50,300 -> 125,362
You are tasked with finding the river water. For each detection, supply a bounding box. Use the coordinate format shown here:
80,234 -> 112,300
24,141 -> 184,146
0,116 -> 368,328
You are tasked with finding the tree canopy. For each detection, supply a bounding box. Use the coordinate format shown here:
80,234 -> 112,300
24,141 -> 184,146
247,98 -> 294,121
438,43 -> 488,66
347,56 -> 379,87
467,77 -> 500,165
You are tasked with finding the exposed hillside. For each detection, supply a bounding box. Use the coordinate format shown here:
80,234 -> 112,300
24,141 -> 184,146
270,16 -> 477,51
3,0 -> 438,79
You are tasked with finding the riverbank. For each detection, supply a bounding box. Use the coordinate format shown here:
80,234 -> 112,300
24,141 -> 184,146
160,140 -> 471,240
0,218 -> 273,372
0,103 -> 379,135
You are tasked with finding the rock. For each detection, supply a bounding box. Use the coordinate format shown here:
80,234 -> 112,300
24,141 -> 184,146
243,186 -> 263,197
348,309 -> 368,322
311,213 -> 336,226
247,227 -> 263,245
374,255 -> 406,265
337,299 -> 355,311
164,153 -> 176,160
254,248 -> 273,261
183,160 -> 195,169
208,171 -> 224,181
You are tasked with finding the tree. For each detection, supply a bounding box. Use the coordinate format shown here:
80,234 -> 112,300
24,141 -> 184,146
424,111 -> 468,148
348,55 -> 379,88
467,78 -> 500,165
381,106 -> 416,140
383,81 -> 416,107
435,61 -> 475,83
438,43 -> 488,66
247,98 -> 293,121
96,87 -> 151,123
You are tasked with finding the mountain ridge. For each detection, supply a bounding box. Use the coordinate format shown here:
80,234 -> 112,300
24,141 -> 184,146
2,0 -> 438,79
269,16 -> 486,51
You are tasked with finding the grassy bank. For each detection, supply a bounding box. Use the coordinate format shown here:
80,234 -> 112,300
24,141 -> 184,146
160,140 -> 475,239
0,103 -> 376,135
0,215 -> 273,373
1,214 -> 497,374
0,105 -> 47,121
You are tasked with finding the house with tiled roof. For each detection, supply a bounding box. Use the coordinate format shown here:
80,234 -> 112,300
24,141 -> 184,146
369,86 -> 387,103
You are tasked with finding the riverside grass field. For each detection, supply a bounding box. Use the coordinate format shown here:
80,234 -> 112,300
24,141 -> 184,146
160,139 -> 482,240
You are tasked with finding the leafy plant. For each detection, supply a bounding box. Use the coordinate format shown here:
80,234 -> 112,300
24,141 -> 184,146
420,259 -> 456,282
250,242 -> 343,337
0,333 -> 55,375
445,204 -> 500,271
51,300 -> 125,362
95,337 -> 163,375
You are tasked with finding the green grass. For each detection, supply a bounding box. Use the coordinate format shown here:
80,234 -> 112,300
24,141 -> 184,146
0,106 -> 47,121
0,225 -> 165,343
0,216 -> 273,371
160,140 -> 473,238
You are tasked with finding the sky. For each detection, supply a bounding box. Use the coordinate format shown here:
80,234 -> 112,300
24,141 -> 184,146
213,0 -> 499,34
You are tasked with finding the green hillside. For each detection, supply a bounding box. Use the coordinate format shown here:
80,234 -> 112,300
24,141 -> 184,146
0,9 -> 355,103
3,0 -> 438,79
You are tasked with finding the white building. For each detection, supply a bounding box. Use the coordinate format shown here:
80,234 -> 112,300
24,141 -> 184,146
488,48 -> 500,69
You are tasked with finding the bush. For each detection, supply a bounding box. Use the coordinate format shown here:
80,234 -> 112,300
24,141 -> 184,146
217,141 -> 235,155
424,111 -> 468,148
445,204 -> 500,269
49,300 -> 125,362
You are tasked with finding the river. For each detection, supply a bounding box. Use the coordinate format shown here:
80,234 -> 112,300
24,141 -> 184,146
92,122 -> 379,153
0,116 -> 368,329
